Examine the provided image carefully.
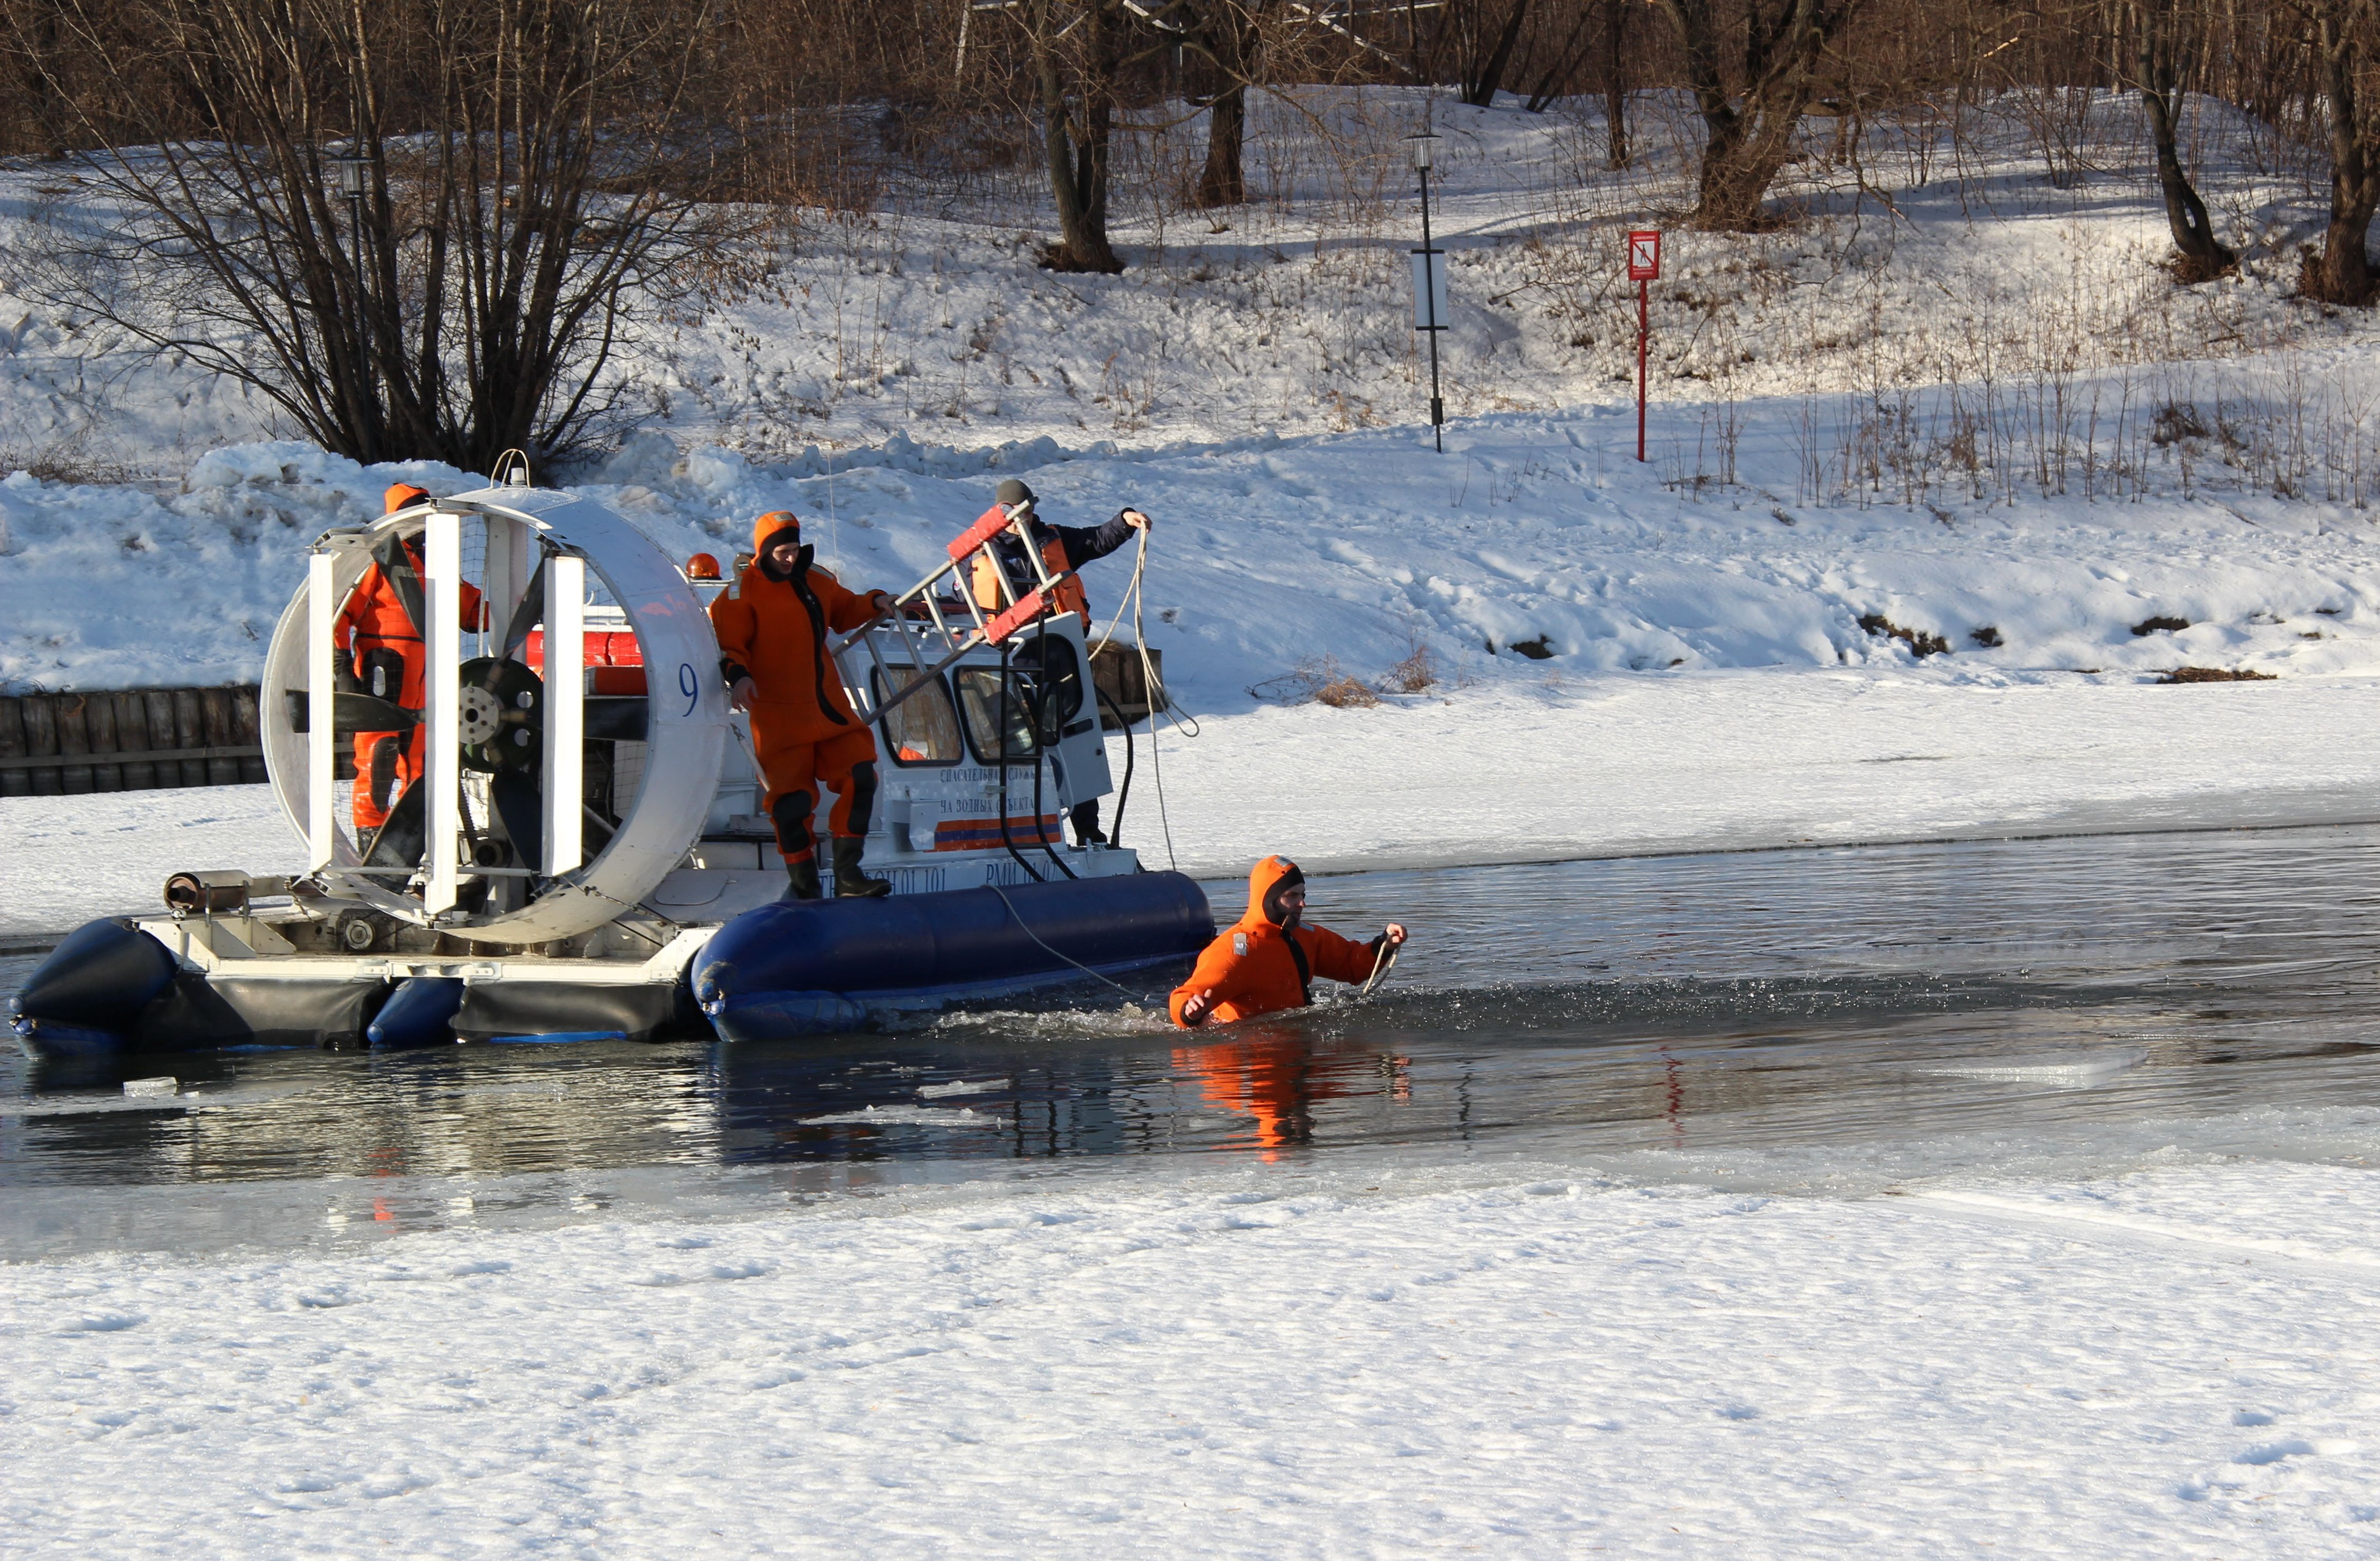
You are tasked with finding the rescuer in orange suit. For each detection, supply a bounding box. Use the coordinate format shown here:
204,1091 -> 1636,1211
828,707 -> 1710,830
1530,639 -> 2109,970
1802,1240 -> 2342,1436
711,510 -> 896,901
970,478 -> 1149,848
1170,856 -> 1408,1028
334,483 -> 485,835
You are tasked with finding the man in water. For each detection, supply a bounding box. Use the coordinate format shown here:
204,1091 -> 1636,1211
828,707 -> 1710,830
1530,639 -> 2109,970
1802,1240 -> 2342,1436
1170,856 -> 1407,1027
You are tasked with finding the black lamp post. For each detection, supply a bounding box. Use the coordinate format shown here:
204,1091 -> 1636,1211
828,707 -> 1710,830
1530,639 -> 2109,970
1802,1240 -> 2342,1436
331,151 -> 371,254
331,151 -> 375,408
1407,129 -> 1445,453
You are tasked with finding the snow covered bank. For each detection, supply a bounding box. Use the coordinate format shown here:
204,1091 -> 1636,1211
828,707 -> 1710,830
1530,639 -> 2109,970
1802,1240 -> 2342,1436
4,1156 -> 2376,1556
13,401 -> 2380,700
12,667 -> 2380,936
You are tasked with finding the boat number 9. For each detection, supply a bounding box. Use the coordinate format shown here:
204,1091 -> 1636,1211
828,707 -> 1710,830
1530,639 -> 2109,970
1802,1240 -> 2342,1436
679,662 -> 699,715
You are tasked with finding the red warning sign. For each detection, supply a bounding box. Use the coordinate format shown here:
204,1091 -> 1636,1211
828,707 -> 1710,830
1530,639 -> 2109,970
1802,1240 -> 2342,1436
1627,229 -> 1662,282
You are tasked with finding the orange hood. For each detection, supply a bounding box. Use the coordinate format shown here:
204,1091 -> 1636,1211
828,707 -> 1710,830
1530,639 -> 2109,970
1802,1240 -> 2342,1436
752,510 -> 801,558
1238,855 -> 1306,930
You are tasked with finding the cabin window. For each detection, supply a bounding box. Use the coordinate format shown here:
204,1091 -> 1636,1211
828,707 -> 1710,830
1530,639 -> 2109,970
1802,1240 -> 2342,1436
954,667 -> 1061,764
1003,633 -> 1084,725
871,666 -> 963,765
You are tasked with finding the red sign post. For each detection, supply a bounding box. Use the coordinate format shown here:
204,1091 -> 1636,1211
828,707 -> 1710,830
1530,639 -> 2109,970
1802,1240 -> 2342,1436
1627,230 -> 1661,461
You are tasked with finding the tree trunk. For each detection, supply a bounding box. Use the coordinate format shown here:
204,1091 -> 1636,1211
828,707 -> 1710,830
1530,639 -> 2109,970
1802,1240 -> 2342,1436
1191,0 -> 1263,208
2306,15 -> 2377,305
2131,0 -> 2234,281
1197,83 -> 1248,207
1461,0 -> 1530,107
1603,0 -> 1629,166
1034,1 -> 1122,273
1523,1 -> 1599,112
1660,0 -> 1839,231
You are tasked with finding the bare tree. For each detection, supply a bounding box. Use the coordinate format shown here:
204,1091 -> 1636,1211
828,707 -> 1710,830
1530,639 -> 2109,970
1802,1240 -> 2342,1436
1658,0 -> 1869,229
1459,0 -> 1534,105
2124,0 -> 2235,279
6,0 -> 735,468
1520,0 -> 1604,111
1601,0 -> 1631,165
1189,0 -> 1270,207
1012,0 -> 1129,270
2294,0 -> 2380,304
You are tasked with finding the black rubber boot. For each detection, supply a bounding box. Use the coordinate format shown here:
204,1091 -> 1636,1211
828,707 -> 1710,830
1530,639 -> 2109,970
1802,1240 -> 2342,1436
1070,800 -> 1106,846
780,855 -> 823,902
832,836 -> 892,898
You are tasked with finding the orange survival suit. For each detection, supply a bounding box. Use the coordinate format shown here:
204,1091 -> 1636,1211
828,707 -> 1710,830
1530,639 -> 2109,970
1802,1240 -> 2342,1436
708,511 -> 890,872
1169,857 -> 1390,1028
334,484 -> 485,832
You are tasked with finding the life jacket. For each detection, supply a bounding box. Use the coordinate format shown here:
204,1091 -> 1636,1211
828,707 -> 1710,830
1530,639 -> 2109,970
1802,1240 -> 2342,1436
970,520 -> 1089,621
1168,856 -> 1386,1028
710,513 -> 884,744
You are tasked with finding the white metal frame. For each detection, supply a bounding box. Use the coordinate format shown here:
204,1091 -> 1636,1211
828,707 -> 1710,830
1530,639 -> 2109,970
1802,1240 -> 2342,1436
259,489 -> 730,945
543,553 -> 585,875
422,511 -> 462,913
305,551 -> 337,870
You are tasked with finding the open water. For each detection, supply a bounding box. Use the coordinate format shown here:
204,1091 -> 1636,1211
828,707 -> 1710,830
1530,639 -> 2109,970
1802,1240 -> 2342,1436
8,824 -> 2380,1255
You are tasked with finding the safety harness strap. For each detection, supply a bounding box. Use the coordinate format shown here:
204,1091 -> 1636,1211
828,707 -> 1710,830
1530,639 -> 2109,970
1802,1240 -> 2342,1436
1286,933 -> 1312,1005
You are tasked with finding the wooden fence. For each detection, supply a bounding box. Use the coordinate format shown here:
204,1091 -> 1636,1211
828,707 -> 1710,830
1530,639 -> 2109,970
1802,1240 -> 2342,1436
0,686 -> 283,797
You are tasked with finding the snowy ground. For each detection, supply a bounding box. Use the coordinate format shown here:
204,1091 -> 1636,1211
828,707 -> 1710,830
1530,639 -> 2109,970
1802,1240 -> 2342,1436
5,1154 -> 2378,1556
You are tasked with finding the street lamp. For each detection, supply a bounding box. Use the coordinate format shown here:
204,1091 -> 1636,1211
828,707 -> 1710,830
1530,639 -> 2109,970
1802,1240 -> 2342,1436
331,151 -> 370,222
1406,129 -> 1446,453
330,149 -> 376,409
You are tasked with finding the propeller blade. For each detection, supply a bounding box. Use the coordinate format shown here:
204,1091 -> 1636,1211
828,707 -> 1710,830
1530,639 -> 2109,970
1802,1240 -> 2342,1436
338,692 -> 423,732
489,770 -> 544,873
361,779 -> 428,868
284,690 -> 423,735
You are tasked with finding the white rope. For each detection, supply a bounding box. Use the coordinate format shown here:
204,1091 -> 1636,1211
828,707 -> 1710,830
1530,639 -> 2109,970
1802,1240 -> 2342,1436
1118,526 -> 1180,873
1086,524 -> 1141,658
986,881 -> 1135,994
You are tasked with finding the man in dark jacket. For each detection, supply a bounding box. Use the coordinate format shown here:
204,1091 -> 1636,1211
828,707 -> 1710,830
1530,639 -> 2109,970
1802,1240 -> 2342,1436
968,478 -> 1150,846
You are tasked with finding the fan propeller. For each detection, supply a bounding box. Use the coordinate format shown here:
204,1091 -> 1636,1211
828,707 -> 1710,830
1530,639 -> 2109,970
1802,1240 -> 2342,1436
458,656 -> 544,773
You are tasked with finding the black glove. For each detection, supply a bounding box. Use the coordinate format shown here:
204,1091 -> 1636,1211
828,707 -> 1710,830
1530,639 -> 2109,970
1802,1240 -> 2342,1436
332,649 -> 359,693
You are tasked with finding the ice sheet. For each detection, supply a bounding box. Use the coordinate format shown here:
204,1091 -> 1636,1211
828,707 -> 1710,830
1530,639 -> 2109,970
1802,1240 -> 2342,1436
4,1156 -> 2377,1556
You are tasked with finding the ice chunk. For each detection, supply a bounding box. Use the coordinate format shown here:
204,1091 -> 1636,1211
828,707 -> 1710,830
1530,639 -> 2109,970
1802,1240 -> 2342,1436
919,1079 -> 1005,1099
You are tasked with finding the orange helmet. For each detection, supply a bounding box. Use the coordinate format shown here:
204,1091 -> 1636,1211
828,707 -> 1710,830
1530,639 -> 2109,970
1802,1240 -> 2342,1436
685,552 -> 722,581
384,483 -> 431,514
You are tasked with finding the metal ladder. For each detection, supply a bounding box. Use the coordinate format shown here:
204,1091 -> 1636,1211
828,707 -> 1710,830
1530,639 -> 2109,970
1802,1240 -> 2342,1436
835,500 -> 1079,734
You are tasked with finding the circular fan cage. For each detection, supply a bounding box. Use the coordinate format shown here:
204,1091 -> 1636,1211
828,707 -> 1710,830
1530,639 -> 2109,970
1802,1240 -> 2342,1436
259,487 -> 729,945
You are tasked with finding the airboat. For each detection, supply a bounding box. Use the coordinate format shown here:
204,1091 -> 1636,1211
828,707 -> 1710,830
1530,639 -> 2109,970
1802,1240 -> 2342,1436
10,475 -> 1209,1058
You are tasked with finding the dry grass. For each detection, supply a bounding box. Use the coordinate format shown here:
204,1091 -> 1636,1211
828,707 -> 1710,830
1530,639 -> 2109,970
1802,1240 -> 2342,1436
2158,666 -> 2276,683
1382,636 -> 1440,693
1246,653 -> 1385,708
1857,613 -> 1950,657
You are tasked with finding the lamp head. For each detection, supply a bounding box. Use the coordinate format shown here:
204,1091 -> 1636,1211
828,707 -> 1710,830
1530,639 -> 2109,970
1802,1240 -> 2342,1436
1407,132 -> 1438,172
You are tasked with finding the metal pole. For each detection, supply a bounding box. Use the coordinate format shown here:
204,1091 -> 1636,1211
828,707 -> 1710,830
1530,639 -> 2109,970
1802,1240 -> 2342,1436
1636,277 -> 1648,462
1421,165 -> 1444,454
